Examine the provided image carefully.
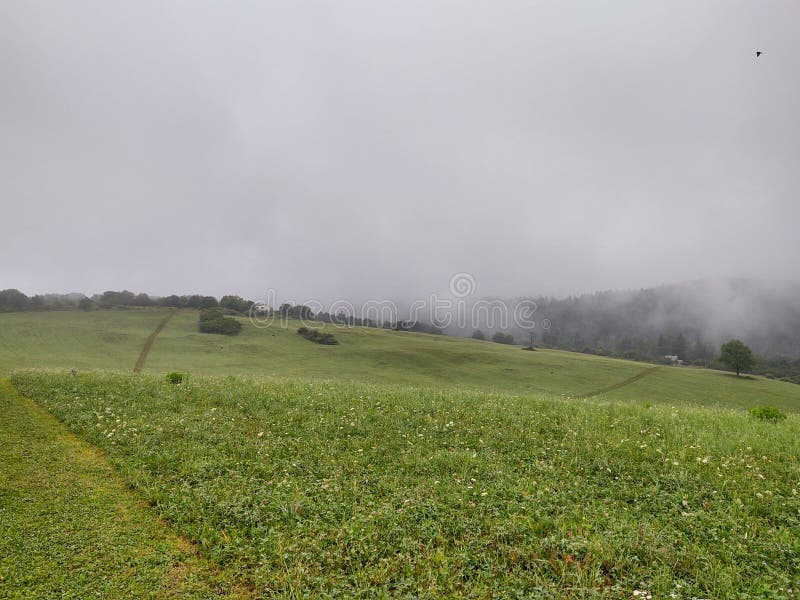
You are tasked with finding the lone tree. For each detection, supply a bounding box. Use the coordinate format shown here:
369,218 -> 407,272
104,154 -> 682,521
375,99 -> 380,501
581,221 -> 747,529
719,339 -> 756,376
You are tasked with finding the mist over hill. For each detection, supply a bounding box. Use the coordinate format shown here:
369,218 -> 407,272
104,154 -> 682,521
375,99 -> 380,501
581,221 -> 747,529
456,278 -> 800,363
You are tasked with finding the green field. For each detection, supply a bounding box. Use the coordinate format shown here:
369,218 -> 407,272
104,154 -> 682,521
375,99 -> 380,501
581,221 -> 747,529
1,309 -> 800,598
0,379 -> 228,598
0,309 -> 167,374
2,308 -> 799,412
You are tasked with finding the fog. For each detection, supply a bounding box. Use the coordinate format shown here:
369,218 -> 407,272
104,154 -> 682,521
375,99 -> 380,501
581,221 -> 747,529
1,1 -> 798,305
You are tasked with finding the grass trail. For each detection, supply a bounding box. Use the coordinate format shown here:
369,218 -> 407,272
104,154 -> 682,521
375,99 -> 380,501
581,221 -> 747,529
577,366 -> 661,399
0,378 -> 238,598
133,309 -> 175,373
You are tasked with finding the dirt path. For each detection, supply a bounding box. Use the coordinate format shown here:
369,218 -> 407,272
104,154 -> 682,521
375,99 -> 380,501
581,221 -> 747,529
576,365 -> 661,399
133,309 -> 175,373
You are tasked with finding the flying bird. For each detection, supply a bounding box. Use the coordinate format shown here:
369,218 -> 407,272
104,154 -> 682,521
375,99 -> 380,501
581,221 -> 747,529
756,51 -> 763,58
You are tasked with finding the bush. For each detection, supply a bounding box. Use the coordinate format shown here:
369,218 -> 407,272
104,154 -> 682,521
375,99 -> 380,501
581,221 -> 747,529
748,406 -> 786,422
166,372 -> 186,385
491,332 -> 515,345
198,308 -> 243,336
297,327 -> 338,345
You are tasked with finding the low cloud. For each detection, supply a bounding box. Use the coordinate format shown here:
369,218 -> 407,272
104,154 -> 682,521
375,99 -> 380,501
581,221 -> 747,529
1,1 -> 798,302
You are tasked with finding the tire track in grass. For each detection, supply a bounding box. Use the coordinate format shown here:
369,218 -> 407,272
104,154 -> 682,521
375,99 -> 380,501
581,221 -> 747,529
576,365 -> 661,399
133,309 -> 175,373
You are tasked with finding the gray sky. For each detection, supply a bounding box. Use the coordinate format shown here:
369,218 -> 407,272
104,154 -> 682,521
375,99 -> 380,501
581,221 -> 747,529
1,1 -> 798,304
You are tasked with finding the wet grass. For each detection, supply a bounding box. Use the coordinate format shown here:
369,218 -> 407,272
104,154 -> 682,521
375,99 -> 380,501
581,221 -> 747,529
0,379 -> 235,598
11,371 -> 800,598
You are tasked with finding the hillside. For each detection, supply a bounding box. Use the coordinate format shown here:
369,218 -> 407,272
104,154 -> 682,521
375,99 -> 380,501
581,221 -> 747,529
1,308 -> 799,413
2,309 -> 800,597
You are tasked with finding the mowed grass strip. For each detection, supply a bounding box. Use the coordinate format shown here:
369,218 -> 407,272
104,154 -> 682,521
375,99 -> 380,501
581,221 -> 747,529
12,371 -> 800,598
0,379 -> 242,599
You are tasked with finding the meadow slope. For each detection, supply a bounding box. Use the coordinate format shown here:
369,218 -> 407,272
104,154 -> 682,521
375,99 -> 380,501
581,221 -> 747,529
3,309 -> 800,597
1,309 -> 799,412
10,371 -> 800,598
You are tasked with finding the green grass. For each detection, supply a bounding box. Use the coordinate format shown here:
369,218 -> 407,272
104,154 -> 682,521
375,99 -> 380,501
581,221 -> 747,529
0,379 -> 232,599
3,309 -> 800,596
0,309 -> 167,376
146,310 -> 647,395
605,366 -> 800,412
10,371 -> 800,598
2,309 -> 799,413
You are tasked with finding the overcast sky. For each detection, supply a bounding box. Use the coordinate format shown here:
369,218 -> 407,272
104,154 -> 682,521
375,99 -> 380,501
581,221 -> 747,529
1,1 -> 797,304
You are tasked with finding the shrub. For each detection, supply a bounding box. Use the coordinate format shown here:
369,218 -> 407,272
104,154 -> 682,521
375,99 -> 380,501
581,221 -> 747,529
166,372 -> 186,385
199,317 -> 242,335
491,332 -> 515,345
297,327 -> 338,345
198,308 -> 243,335
748,406 -> 786,422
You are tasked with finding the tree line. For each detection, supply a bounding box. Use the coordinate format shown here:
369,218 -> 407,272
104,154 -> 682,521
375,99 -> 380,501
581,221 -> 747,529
273,304 -> 445,335
0,288 -> 255,314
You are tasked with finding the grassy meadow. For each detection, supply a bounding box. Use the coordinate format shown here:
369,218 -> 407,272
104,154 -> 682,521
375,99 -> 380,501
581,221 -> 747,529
2,308 -> 800,598
9,370 -> 800,598
2,308 -> 799,412
0,309 -> 167,375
